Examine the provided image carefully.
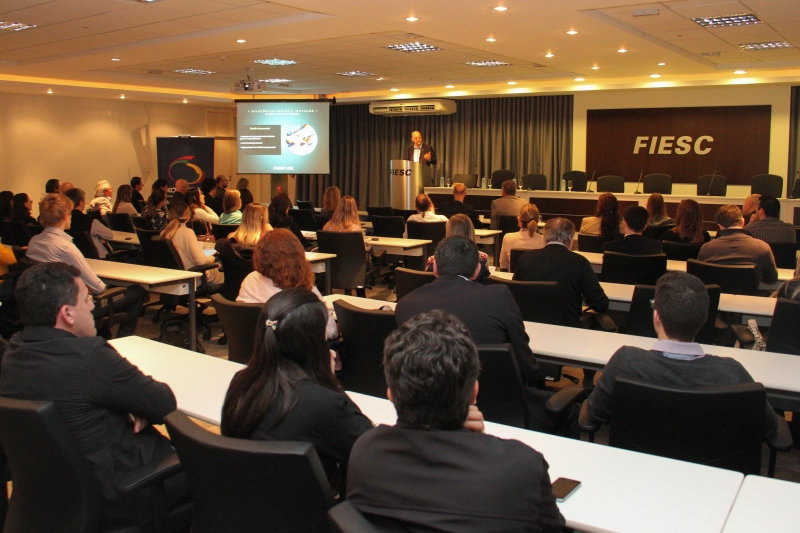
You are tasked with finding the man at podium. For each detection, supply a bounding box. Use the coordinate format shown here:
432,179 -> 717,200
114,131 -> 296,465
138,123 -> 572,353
407,131 -> 436,166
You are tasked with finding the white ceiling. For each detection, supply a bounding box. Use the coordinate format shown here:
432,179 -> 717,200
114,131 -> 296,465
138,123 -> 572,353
1,0 -> 799,103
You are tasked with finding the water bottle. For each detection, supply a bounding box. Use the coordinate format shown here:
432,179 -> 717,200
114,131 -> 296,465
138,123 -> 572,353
561,179 -> 566,191
481,177 -> 487,189
439,176 -> 444,187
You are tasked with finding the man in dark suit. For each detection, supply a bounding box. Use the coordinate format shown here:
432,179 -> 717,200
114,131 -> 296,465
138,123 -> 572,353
347,310 -> 566,533
602,205 -> 662,255
406,130 -> 436,166
65,187 -> 114,259
437,182 -> 483,228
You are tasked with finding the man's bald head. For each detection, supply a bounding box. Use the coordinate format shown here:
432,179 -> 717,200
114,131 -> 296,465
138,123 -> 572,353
743,194 -> 760,215
175,179 -> 189,194
453,183 -> 467,200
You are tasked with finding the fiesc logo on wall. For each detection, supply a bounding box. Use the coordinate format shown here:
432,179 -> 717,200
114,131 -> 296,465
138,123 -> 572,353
633,136 -> 713,155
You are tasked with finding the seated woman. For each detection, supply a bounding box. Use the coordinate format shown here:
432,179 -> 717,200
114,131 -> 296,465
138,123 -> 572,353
9,193 -> 37,225
320,186 -> 341,218
580,192 -> 621,239
112,184 -> 138,216
323,195 -> 370,252
646,192 -> 675,227
425,214 -> 490,283
499,203 -> 545,271
236,178 -> 254,210
403,194 -> 448,238
185,188 -> 220,237
219,189 -> 243,225
238,228 -> 337,339
142,189 -> 168,231
268,193 -> 311,249
221,288 -> 373,491
661,199 -> 710,244
160,201 -> 224,285
215,203 -> 272,262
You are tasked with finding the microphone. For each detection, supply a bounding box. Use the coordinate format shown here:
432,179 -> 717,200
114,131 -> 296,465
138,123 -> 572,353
586,169 -> 596,193
633,169 -> 644,194
706,169 -> 716,196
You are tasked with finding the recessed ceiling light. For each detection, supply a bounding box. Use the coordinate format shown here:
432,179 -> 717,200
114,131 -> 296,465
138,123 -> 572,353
649,73 -> 661,78
173,68 -> 216,75
657,62 -> 666,66
566,30 -> 578,35
739,41 -> 793,51
406,16 -> 418,22
390,88 -> 399,91
0,21 -> 37,32
120,94 -> 126,99
507,81 -> 517,85
46,89 -> 53,94
236,39 -> 246,43
574,77 -> 585,81
617,48 -> 627,53
336,71 -> 375,77
591,66 -> 599,70
259,78 -> 293,83
734,70 -> 747,74
493,6 -> 508,11
111,58 -> 121,61
253,58 -> 297,66
545,53 -> 554,58
388,42 -> 441,52
182,99 -> 188,104
486,37 -> 496,42
445,84 -> 455,88
466,60 -> 510,67
376,77 -> 384,81
693,13 -> 761,27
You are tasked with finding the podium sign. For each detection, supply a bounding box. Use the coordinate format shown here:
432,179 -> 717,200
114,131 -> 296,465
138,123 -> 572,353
390,160 -> 433,210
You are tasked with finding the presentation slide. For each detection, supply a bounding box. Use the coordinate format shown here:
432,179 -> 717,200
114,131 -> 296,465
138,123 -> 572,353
237,101 -> 330,174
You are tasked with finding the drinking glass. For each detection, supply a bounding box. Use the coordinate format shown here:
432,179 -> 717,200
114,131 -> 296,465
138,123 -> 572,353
567,180 -> 573,192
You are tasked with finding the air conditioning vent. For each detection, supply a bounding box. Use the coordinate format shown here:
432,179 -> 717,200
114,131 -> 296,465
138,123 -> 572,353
369,99 -> 457,116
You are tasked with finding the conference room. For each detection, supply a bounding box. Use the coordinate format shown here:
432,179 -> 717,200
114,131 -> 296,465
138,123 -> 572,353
2,0 -> 800,531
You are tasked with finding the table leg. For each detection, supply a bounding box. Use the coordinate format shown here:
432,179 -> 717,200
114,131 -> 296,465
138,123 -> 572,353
324,259 -> 332,295
493,237 -> 500,267
188,278 -> 196,352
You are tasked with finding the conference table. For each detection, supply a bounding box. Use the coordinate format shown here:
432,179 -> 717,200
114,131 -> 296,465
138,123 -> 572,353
474,228 -> 502,264
109,335 -> 745,533
721,475 -> 800,533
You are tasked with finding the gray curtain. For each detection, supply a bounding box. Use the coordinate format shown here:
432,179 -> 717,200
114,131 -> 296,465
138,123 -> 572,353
296,94 -> 573,207
788,86 -> 800,197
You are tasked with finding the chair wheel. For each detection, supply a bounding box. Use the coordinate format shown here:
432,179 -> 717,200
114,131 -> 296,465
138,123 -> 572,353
218,336 -> 228,345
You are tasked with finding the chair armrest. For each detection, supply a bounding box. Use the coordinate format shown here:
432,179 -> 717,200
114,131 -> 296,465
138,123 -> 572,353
309,246 -> 319,253
95,287 -> 127,302
106,249 -> 137,263
730,324 -> 754,347
768,417 -> 794,452
328,502 -> 376,533
372,249 -> 386,259
578,401 -> 600,434
188,263 -> 220,273
594,312 -> 617,332
544,386 -> 586,414
115,452 -> 182,494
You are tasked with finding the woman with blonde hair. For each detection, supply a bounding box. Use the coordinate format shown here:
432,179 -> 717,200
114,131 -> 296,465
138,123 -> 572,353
219,189 -> 243,225
662,199 -> 710,244
215,203 -> 272,261
424,214 -> 490,282
320,186 -> 341,218
160,201 -> 224,285
499,203 -> 545,270
237,228 -> 337,339
323,195 -> 371,256
236,177 -> 254,210
112,184 -> 138,215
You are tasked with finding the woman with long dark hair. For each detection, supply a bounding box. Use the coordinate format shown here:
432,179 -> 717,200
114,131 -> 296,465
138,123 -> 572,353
580,192 -> 621,239
268,193 -> 310,248
662,199 -> 710,244
221,288 -> 372,489
10,193 -> 37,225
142,189 -> 168,230
112,184 -> 138,215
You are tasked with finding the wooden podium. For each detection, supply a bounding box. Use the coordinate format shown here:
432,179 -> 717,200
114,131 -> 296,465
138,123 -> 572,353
390,160 -> 433,210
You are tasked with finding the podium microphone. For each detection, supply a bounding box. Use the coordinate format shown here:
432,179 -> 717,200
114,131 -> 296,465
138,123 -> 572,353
706,169 -> 716,196
633,169 -> 644,194
586,169 -> 596,193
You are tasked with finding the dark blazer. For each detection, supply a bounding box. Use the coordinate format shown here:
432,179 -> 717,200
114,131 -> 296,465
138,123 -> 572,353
204,194 -> 224,216
514,243 -> 609,328
438,200 -> 483,229
602,234 -> 662,255
347,423 -> 566,533
407,144 -> 436,166
130,190 -> 144,213
271,218 -> 311,249
395,275 -> 538,381
70,209 -> 99,234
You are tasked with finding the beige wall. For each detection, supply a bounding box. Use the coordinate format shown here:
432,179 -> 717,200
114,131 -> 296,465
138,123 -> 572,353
572,85 -> 792,198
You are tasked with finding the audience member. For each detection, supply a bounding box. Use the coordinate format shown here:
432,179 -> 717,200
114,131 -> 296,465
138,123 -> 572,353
236,178 -> 254,210
142,189 -> 168,231
268,193 -> 311,248
320,186 -> 341,218
602,205 -> 662,255
215,174 -> 229,201
9,193 -> 37,225
112,184 -> 138,215
200,177 -> 223,215
580,192 -> 621,238
698,205 -> 778,284
88,180 -> 113,215
219,189 -> 243,225
490,180 -> 526,230
404,194 -> 447,238
129,177 -> 144,213
215,203 -> 271,261
744,195 -> 796,244
323,195 -> 364,233
499,203 -> 544,270
171,179 -> 190,205
742,193 -> 760,225
44,179 -> 60,194
59,182 -> 74,195
151,178 -> 168,194
65,188 -> 114,258
221,288 -> 372,491
661,199 -> 710,244
438,183 -> 483,228
347,310 -> 566,533
0,262 -> 188,527
185,188 -> 220,236
0,191 -> 13,219
425,214 -> 489,282
161,201 -> 223,284
646,192 -> 674,227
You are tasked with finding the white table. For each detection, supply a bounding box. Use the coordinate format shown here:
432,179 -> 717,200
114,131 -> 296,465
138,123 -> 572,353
366,236 -> 431,257
475,228 -> 502,264
721,475 -> 800,533
109,230 -> 217,256
305,251 -> 336,294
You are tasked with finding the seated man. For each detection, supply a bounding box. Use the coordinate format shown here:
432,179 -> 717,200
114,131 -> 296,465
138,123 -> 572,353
742,193 -> 760,225
698,205 -> 778,284
26,193 -> 145,337
602,205 -> 662,255
0,262 -> 188,528
171,178 -> 190,205
403,194 -> 448,238
347,310 -> 566,533
586,271 -> 779,439
438,182 -> 483,228
490,179 -> 527,230
744,195 -> 796,244
88,180 -> 113,215
65,187 -> 114,259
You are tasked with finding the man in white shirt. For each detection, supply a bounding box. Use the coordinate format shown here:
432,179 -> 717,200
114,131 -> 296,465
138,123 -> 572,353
406,131 -> 436,166
88,180 -> 114,215
404,194 -> 448,238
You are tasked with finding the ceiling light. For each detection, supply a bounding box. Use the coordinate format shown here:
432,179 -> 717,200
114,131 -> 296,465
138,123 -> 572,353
574,77 -> 585,81
390,88 -> 399,91
253,58 -> 297,66
693,13 -> 761,27
111,58 -> 121,62
173,68 -> 215,75
658,62 -> 666,66
387,42 -> 441,52
236,39 -> 246,43
0,21 -> 37,32
493,6 -> 508,11
46,89 -> 53,94
700,52 -> 721,57
259,78 -> 293,83
566,30 -> 578,35
466,60 -> 510,67
649,73 -> 661,78
182,99 -> 188,104
633,9 -> 659,17
376,77 -> 384,81
120,94 -> 126,99
545,53 -> 554,58
486,37 -> 496,42
336,71 -> 375,77
734,70 -> 747,74
739,41 -> 793,51
406,16 -> 418,22
617,48 -> 627,53
445,85 -> 455,88
507,81 -> 517,85
591,66 -> 599,70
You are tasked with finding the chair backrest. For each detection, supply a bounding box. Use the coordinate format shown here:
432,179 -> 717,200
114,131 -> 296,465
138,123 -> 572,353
766,298 -> 800,356
697,174 -> 728,196
601,252 -> 667,285
288,208 -> 317,231
316,231 -> 367,290
0,398 -> 101,533
210,294 -> 262,364
392,209 -> 416,222
625,285 -> 657,338
491,169 -> 515,189
131,215 -> 152,230
695,284 -> 722,345
498,214 -> 519,243
609,376 -> 766,475
366,206 -> 394,219
394,267 -> 435,300
661,240 -> 703,261
597,175 -> 624,193
577,233 -> 613,253
149,235 -> 186,271
751,174 -> 784,197
328,501 -> 375,533
164,411 -> 334,533
643,173 -> 672,194
2,220 -> 32,247
370,215 -> 405,238
211,224 -> 238,241
452,173 -> 478,188
485,277 -> 565,326
641,224 -> 675,240
67,231 -> 100,259
136,228 -> 167,268
475,344 -> 528,428
509,248 -> 529,273
768,242 -> 797,269
106,213 -> 135,232
86,210 -> 102,222
520,173 -> 547,191
686,259 -> 758,295
332,300 -> 395,398
406,221 -> 446,254
217,249 -> 254,302
563,170 -> 587,192
314,214 -> 331,230
296,200 -> 314,210
792,179 -> 800,199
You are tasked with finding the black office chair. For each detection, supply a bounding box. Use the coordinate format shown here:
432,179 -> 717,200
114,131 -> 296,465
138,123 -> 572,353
211,224 -> 238,241
509,248 -> 529,273
406,221 -> 446,259
752,174 -> 784,198
314,214 -> 331,230
597,175 -> 624,193
316,231 -> 374,297
370,215 -> 405,238
577,233 -> 613,253
288,208 -> 317,231
333,300 -> 395,398
67,231 -> 135,262
697,174 -> 727,196
216,247 -> 254,302
732,298 -> 800,355
104,213 -> 134,233
328,502 -> 375,533
498,214 -> 519,244
600,252 -> 667,286
452,173 -> 478,188
87,210 -> 103,222
131,215 -> 152,230
1,220 -> 40,247
366,206 -> 394,220
643,173 -> 672,194
394,267 -> 435,300
0,397 -> 189,533
661,240 -> 703,261
210,294 -> 262,364
563,170 -> 587,192
392,209 -> 416,222
687,259 -> 758,296
520,173 -> 547,191
641,224 -> 675,240
768,242 -> 797,270
791,179 -> 800,199
625,284 -> 723,343
491,169 -> 515,189
296,200 -> 314,210
578,376 -> 792,476
136,229 -> 169,268
165,410 -> 334,533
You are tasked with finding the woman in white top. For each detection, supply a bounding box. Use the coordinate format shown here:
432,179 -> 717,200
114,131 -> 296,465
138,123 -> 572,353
87,180 -> 113,215
499,203 -> 545,270
160,201 -> 224,285
237,228 -> 338,339
403,194 -> 448,238
185,188 -> 220,225
112,184 -> 138,216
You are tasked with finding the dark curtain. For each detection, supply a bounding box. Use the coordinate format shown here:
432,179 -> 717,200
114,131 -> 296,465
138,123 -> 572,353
296,95 -> 573,207
788,87 -> 800,197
